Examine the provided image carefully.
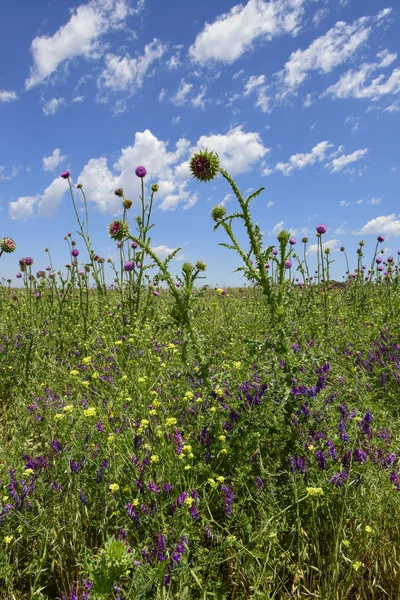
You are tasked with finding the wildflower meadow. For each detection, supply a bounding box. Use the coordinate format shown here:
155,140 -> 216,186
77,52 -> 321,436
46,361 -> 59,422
1,152 -> 400,600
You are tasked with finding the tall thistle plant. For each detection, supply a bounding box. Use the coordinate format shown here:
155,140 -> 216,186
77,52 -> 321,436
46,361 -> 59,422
189,150 -> 291,322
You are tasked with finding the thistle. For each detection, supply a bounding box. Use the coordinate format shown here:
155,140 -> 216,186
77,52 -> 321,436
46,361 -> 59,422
190,150 -> 220,182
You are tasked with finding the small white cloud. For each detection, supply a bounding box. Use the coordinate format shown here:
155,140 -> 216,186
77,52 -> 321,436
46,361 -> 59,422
43,148 -> 66,172
43,97 -> 65,116
267,200 -> 275,208
368,197 -> 381,205
271,221 -> 285,235
151,244 -> 181,260
0,90 -> 17,102
172,79 -> 193,105
358,214 -> 400,236
72,95 -> 84,102
191,86 -> 207,109
189,0 -> 305,65
308,238 -> 340,254
171,115 -> 181,125
329,148 -> 368,173
339,200 -> 349,207
275,140 -> 333,175
158,88 -> 166,102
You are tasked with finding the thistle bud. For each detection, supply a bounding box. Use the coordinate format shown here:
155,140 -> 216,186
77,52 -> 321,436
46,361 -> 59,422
151,184 -> 159,193
122,199 -> 133,209
114,188 -> 124,197
211,205 -> 226,221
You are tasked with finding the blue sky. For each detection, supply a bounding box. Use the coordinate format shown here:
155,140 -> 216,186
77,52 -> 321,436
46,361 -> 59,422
0,0 -> 399,285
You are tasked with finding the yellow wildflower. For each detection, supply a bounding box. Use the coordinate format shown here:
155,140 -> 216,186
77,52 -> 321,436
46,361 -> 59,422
24,468 -> 34,476
150,455 -> 159,463
166,418 -> 177,426
70,370 -> 79,376
82,357 -> 92,364
306,487 -> 324,497
4,536 -> 13,544
54,413 -> 65,421
352,561 -> 364,572
365,525 -> 373,533
84,407 -> 96,417
63,405 -> 73,413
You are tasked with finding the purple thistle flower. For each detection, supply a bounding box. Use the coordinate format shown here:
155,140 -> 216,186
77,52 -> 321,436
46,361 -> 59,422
289,237 -> 297,245
124,261 -> 134,271
285,259 -> 292,269
135,166 -> 147,178
316,224 -> 328,235
71,249 -> 79,257
377,236 -> 385,243
60,170 -> 70,179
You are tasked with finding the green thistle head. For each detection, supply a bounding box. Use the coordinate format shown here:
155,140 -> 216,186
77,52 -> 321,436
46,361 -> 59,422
211,205 -> 226,222
195,260 -> 206,271
190,150 -> 220,182
277,230 -> 290,246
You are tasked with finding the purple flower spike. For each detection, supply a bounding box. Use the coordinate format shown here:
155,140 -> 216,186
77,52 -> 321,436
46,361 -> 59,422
61,171 -> 70,179
135,166 -> 147,178
124,261 -> 134,272
316,224 -> 328,235
71,249 -> 79,257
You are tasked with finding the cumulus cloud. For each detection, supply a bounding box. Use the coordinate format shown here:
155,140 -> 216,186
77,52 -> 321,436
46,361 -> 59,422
9,197 -> 38,221
189,0 -> 306,64
9,178 -> 67,220
43,148 -> 66,172
194,126 -> 269,175
358,214 -> 400,236
325,49 -> 400,101
151,244 -> 182,260
99,38 -> 166,93
277,9 -> 391,98
25,0 -> 133,89
0,90 -> 17,102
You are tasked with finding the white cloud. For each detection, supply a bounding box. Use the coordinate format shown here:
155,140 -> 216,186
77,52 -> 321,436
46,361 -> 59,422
244,74 -> 270,112
358,214 -> 400,236
189,0 -> 306,64
339,200 -> 349,207
368,197 -> 381,205
172,79 -> 193,105
37,178 -> 67,217
43,97 -> 65,116
191,86 -> 207,109
172,116 -> 181,125
99,38 -> 166,92
0,90 -> 17,102
267,200 -> 275,207
271,221 -> 285,235
308,238 -> 340,254
0,165 -> 19,181
9,196 -> 38,220
325,49 -> 400,101
329,148 -> 368,172
277,10 -> 391,98
43,148 -> 66,172
275,140 -> 332,175
73,95 -> 84,103
25,0 -> 132,89
151,244 -> 181,260
9,177 -> 67,220
195,126 -> 269,175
